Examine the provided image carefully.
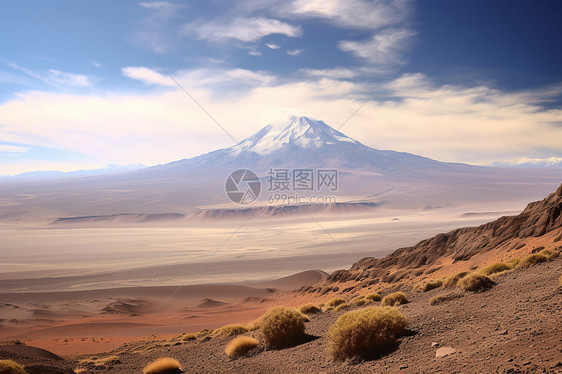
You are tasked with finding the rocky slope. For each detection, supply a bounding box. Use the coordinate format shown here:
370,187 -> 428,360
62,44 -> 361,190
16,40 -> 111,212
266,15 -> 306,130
325,183 -> 562,285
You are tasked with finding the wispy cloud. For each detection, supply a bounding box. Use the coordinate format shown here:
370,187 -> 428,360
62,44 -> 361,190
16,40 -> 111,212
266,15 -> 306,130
266,43 -> 280,49
184,17 -> 302,43
301,68 -> 358,79
339,28 -> 415,67
288,0 -> 410,31
0,144 -> 28,153
287,49 -> 303,56
136,1 -> 186,53
121,66 -> 175,86
6,62 -> 93,88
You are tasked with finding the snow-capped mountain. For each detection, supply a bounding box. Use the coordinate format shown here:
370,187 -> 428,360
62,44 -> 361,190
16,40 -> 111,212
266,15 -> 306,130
157,116 -> 458,174
489,157 -> 562,169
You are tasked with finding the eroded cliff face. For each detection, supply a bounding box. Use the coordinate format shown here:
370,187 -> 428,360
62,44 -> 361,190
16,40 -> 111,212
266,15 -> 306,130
323,184 -> 562,286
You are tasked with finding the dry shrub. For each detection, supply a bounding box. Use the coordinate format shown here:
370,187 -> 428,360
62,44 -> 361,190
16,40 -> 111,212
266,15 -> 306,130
142,358 -> 182,374
429,292 -> 463,306
517,253 -> 548,269
539,248 -> 559,259
507,258 -> 520,268
554,233 -> 562,242
381,292 -> 408,306
259,307 -> 306,348
182,333 -> 196,341
414,279 -> 443,292
442,271 -> 469,288
480,262 -> 512,276
214,324 -> 248,337
334,303 -> 350,312
298,303 -> 321,315
224,336 -> 259,358
327,306 -> 407,361
457,273 -> 495,292
363,293 -> 381,302
326,298 -> 346,308
354,298 -> 370,307
0,360 -> 27,374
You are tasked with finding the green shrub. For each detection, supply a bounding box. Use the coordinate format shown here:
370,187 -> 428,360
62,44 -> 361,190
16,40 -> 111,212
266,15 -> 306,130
381,292 -> 408,306
224,336 -> 259,358
442,271 -> 470,288
457,273 -> 495,292
0,360 -> 27,374
327,306 -> 407,360
259,307 -> 306,348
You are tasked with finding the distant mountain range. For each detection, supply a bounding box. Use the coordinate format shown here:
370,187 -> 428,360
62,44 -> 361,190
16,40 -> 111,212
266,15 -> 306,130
0,116 -> 560,221
489,157 -> 562,169
3,163 -> 145,180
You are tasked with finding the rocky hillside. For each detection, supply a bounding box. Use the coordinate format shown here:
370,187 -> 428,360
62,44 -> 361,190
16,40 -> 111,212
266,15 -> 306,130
325,183 -> 562,286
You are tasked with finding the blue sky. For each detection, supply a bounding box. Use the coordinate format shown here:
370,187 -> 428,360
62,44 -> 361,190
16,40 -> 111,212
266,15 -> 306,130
1,0 -> 561,174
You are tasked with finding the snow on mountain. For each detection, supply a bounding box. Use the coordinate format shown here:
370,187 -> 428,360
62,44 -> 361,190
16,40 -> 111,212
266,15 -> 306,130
489,157 -> 562,169
160,116 -> 455,174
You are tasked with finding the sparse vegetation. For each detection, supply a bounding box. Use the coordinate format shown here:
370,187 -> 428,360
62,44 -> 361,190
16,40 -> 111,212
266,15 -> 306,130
457,273 -> 495,292
480,262 -> 512,276
381,292 -> 408,306
224,336 -> 259,358
327,306 -> 408,361
442,271 -> 470,288
414,279 -> 443,292
214,324 -> 249,337
0,360 -> 27,374
143,358 -> 182,374
363,293 -> 381,302
326,298 -> 346,308
507,258 -> 521,268
298,303 -> 321,315
554,233 -> 562,242
517,253 -> 548,268
539,247 -> 559,259
334,303 -> 350,312
429,292 -> 463,305
182,333 -> 196,341
259,307 -> 306,348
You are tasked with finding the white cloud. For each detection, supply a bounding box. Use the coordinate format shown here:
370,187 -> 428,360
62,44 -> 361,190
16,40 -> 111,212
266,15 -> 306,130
288,0 -> 410,31
339,28 -> 415,66
184,17 -> 302,43
266,43 -> 280,49
302,68 -> 358,79
0,144 -> 27,153
47,69 -> 92,87
287,49 -> 303,56
1,71 -> 561,175
121,66 -> 175,86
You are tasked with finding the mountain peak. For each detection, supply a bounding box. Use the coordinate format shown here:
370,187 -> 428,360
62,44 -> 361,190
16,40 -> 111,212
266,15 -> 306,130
230,116 -> 358,156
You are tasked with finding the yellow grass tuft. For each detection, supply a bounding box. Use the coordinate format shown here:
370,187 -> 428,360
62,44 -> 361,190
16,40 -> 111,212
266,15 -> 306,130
327,306 -> 407,361
326,297 -> 346,308
479,262 -> 512,276
214,324 -> 249,337
457,273 -> 495,292
442,271 -> 470,288
414,279 -> 443,292
538,247 -> 560,259
182,333 -> 196,341
0,360 -> 27,374
224,336 -> 259,358
298,303 -> 321,315
259,307 -> 306,348
363,293 -> 382,302
142,358 -> 182,374
517,253 -> 548,268
381,292 -> 408,306
334,303 -> 350,312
